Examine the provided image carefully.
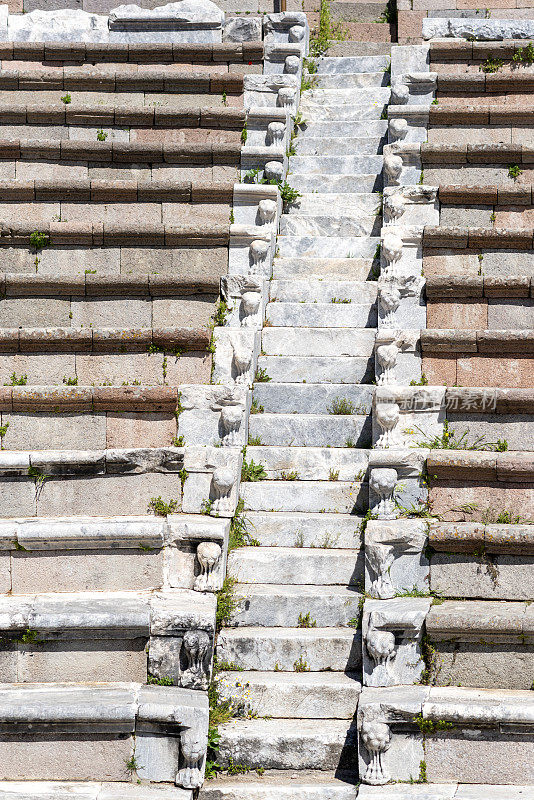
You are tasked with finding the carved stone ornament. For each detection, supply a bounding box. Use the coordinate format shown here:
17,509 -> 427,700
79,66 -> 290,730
375,399 -> 402,448
178,726 -> 206,789
378,284 -> 401,325
284,54 -> 300,73
210,386 -> 246,445
288,23 -> 305,41
258,198 -> 277,224
383,192 -> 405,222
211,465 -> 235,514
391,81 -> 409,104
361,720 -> 391,785
384,153 -> 403,186
277,86 -> 296,107
365,613 -> 396,669
370,467 -> 397,519
376,342 -> 398,386
249,239 -> 270,273
181,629 -> 211,689
381,231 -> 403,277
264,160 -> 284,182
366,541 -> 396,599
194,541 -> 222,591
389,118 -> 408,142
267,120 -> 286,146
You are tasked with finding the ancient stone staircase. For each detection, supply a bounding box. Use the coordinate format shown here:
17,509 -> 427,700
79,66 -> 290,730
200,50 -> 390,798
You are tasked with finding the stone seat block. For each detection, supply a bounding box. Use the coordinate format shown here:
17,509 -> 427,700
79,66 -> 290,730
0,682 -> 208,785
228,546 -> 361,586
217,627 -> 361,672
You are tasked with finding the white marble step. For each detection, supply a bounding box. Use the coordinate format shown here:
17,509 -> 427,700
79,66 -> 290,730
199,772 -> 358,799
300,87 -> 390,105
273,257 -> 376,281
277,235 -> 379,259
241,480 -> 365,514
310,71 -> 388,89
256,355 -> 373,384
217,627 -> 360,672
357,789 -> 534,800
295,136 -> 385,155
289,154 -> 383,175
298,120 -> 388,139
248,413 -> 371,447
217,671 -> 361,718
297,103 -> 387,121
289,192 -> 379,215
265,301 -> 377,328
229,584 -> 363,628
316,55 -> 390,73
217,718 -> 358,772
252,383 -> 374,415
228,546 -> 360,586
262,327 -> 375,357
279,213 -> 380,238
270,278 -> 378,303
243,511 -> 363,549
288,173 -> 381,193
245,445 -> 369,478
0,784 -> 192,800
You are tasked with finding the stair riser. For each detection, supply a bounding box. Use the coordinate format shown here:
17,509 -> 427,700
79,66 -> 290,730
244,512 -> 362,549
426,642 -> 534,690
246,445 -> 369,479
287,174 -> 381,193
218,721 -> 359,771
310,72 -> 388,89
3,161 -> 239,181
295,137 -> 385,155
316,56 -> 390,74
230,589 -> 363,626
430,554 -> 534,602
272,258 -> 375,281
298,120 -> 388,138
248,415 -> 372,447
228,549 -> 361,586
241,481 -> 367,514
199,784 -> 357,799
265,303 -> 377,328
0,123 -> 241,144
262,328 -> 376,357
217,631 -> 361,671
252,384 -> 374,415
276,236 -> 379,261
256,355 -> 374,384
289,155 -> 383,175
279,216 -> 381,238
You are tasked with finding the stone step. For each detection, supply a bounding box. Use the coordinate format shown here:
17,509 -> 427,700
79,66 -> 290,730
289,193 -> 380,215
217,718 -> 358,771
256,355 -> 374,384
315,55 -> 390,74
296,103 -> 387,122
0,588 -> 214,684
300,87 -> 390,105
0,682 -> 207,784
245,445 -> 369,479
244,511 -> 363,549
253,383 -> 374,415
298,120 -> 388,139
358,789 -> 534,800
277,235 -> 379,260
248,413 -> 371,447
270,278 -> 378,303
309,71 -> 388,89
272,257 -> 376,281
199,772 -> 358,800
294,136 -> 385,155
289,155 -> 383,175
218,671 -> 361,718
228,546 -> 361,586
265,301 -> 377,328
0,783 -> 192,800
217,627 -> 361,672
230,584 -> 363,627
287,173 -> 381,193
261,327 -> 376,357
241,480 -> 366,514
279,214 -> 381,238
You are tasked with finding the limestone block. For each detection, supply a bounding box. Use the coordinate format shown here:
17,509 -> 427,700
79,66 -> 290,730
430,554 -> 534,601
391,44 -> 430,79
178,385 -> 250,447
232,184 -> 281,230
7,8 -> 109,43
422,18 -> 534,40
264,12 -> 308,54
16,516 -> 165,550
211,328 -> 260,387
135,730 -> 181,783
264,43 -> 304,76
243,74 -> 299,114
383,187 -> 438,228
362,597 -> 431,687
372,386 -> 445,449
375,329 -> 422,388
242,108 -> 289,150
1,413 -> 107,451
365,519 -> 430,598
182,447 -> 242,518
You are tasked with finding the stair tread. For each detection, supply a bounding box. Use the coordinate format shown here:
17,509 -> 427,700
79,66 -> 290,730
0,783 -> 192,799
